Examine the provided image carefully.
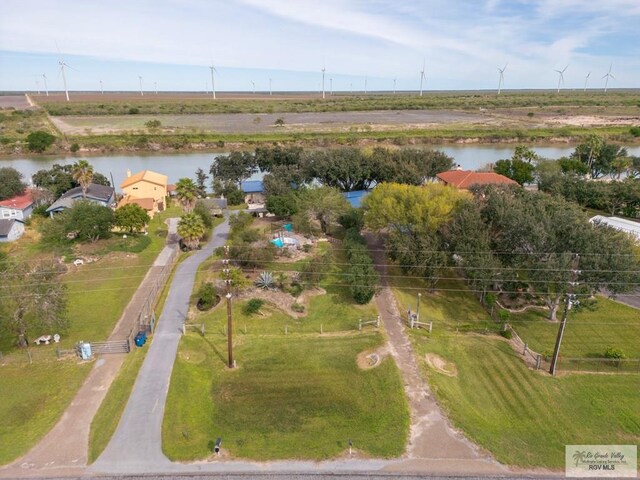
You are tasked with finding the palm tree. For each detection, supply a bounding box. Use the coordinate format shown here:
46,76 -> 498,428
177,213 -> 205,250
71,159 -> 94,198
175,177 -> 199,213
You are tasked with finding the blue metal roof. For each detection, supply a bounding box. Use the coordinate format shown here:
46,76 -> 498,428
342,190 -> 370,208
241,180 -> 265,193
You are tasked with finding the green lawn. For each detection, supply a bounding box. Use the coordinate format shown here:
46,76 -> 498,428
163,333 -> 409,461
87,346 -> 148,463
509,297 -> 640,359
411,333 -> 640,468
0,361 -> 92,465
391,271 -> 640,468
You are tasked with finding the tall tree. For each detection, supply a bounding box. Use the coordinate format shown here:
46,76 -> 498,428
175,177 -> 199,213
71,160 -> 94,198
209,151 -> 256,187
297,186 -> 350,234
195,168 -> 209,197
0,167 -> 27,201
177,212 -> 206,250
0,258 -> 68,347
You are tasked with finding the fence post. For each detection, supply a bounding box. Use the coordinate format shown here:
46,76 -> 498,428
523,343 -> 528,356
201,323 -> 205,336
428,321 -> 433,333
376,315 -> 380,327
502,323 -> 508,332
358,319 -> 362,331
182,324 -> 186,335
536,354 -> 541,370
320,324 -> 323,334
285,324 -> 288,335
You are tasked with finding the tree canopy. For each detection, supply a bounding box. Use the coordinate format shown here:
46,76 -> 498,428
0,167 -> 26,201
115,203 -> 150,233
175,177 -> 199,213
71,160 -> 94,198
209,151 -> 257,186
177,212 -> 206,250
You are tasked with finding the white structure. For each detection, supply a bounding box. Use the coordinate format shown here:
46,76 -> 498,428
0,219 -> 25,242
590,216 -> 640,242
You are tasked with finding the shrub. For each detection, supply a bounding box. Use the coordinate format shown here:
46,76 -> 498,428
500,329 -> 513,339
128,107 -> 140,114
242,298 -> 264,315
604,346 -> 625,360
255,271 -> 275,289
70,142 -> 80,152
26,131 -> 56,152
630,126 -> 640,137
145,119 -> 162,129
291,303 -> 305,313
288,283 -> 303,297
196,282 -> 217,311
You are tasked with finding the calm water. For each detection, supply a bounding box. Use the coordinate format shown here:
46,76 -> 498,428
2,145 -> 639,188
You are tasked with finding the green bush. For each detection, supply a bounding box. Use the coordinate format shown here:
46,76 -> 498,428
145,119 -> 162,129
26,131 -> 56,152
196,282 -> 217,311
70,142 -> 80,152
604,346 -> 625,360
630,126 -> 640,137
500,329 -> 513,339
128,107 -> 140,115
242,298 -> 264,315
291,303 -> 305,313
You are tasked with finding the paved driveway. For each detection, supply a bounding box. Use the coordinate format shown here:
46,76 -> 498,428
91,219 -> 230,472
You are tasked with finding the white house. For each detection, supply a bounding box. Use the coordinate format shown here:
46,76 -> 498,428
0,218 -> 25,242
590,215 -> 640,242
0,189 -> 35,221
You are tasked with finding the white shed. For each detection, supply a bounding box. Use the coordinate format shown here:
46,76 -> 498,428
0,219 -> 25,242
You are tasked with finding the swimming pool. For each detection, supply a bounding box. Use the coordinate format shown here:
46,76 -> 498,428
271,237 -> 298,248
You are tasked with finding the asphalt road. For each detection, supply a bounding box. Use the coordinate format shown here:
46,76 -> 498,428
90,218 -> 231,474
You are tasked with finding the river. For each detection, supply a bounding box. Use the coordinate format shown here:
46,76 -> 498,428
2,145 -> 639,188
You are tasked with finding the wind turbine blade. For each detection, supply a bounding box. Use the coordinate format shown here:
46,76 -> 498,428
609,74 -> 615,80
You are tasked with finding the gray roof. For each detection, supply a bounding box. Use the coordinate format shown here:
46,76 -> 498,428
199,197 -> 228,210
47,183 -> 115,213
0,218 -> 23,236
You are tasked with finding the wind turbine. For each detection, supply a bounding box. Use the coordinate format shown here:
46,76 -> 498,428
58,60 -> 72,101
583,72 -> 591,92
602,64 -> 615,93
138,75 -> 144,96
251,80 -> 256,94
209,64 -> 217,99
419,58 -> 426,97
100,80 -> 104,94
154,82 -> 158,95
497,63 -> 507,95
42,74 -> 49,96
555,65 -> 568,93
269,78 -> 272,96
35,79 -> 40,94
321,65 -> 326,99
330,78 -> 333,96
393,78 -> 397,94
364,75 -> 368,95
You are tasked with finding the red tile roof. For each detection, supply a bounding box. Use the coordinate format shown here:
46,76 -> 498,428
0,189 -> 34,210
436,170 -> 518,189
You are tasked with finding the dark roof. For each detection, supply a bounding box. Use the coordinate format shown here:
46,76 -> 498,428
241,180 -> 264,194
47,183 -> 115,213
0,218 -> 23,236
59,183 -> 115,202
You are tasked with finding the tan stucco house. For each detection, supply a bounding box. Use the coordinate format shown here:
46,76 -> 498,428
119,169 -> 168,218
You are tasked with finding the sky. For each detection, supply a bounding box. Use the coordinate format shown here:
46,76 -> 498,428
0,0 -> 639,93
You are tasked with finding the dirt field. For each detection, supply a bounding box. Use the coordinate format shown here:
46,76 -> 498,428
0,94 -> 37,110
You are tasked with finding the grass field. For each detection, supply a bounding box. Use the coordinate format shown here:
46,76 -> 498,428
163,333 -> 408,461
36,90 -> 640,116
509,297 -> 640,359
0,206 -> 180,465
390,270 -> 640,468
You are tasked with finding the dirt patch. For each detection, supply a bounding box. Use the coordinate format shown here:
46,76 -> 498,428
239,286 -> 326,318
425,353 -> 458,377
357,344 -> 390,370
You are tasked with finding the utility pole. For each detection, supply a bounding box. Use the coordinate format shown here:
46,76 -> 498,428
417,292 -> 422,323
549,254 -> 580,376
223,246 -> 234,368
